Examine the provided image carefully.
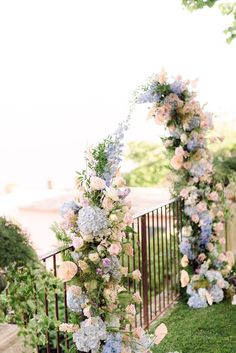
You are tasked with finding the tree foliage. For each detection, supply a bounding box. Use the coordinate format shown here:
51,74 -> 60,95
0,217 -> 38,269
182,0 -> 236,43
123,141 -> 169,187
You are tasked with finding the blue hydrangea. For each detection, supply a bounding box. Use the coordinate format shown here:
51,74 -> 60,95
170,80 -> 186,96
199,212 -> 212,247
73,317 -> 107,353
103,256 -> 122,281
186,117 -> 200,131
187,139 -> 201,152
190,163 -> 208,178
179,238 -> 195,260
209,285 -> 224,303
102,333 -> 122,353
187,293 -> 208,308
131,332 -> 153,352
78,206 -> 108,236
184,206 -> 197,217
67,286 -> 87,313
60,200 -> 81,217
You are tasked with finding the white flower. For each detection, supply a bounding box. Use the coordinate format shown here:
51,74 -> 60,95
182,226 -> 192,237
105,187 -> 119,201
90,176 -> 106,190
88,252 -> 100,263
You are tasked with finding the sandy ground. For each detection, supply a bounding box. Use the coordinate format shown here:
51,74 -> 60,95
0,187 -> 170,257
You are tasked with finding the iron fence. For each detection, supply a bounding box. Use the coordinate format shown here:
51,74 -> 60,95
11,198 -> 183,352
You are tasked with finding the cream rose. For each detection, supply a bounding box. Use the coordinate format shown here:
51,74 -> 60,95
132,269 -> 142,281
90,176 -> 106,191
57,261 -> 77,282
180,270 -> 190,288
88,252 -> 100,263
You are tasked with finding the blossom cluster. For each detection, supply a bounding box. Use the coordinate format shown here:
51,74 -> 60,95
55,121 -> 167,352
136,70 -> 234,307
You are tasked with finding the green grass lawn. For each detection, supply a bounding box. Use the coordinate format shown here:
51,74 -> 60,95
152,299 -> 236,353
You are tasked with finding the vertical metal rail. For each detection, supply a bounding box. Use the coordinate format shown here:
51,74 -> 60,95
53,254 -> 60,353
141,214 -> 149,328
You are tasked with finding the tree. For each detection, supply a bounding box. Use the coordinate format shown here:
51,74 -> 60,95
182,0 -> 236,43
123,141 -> 169,187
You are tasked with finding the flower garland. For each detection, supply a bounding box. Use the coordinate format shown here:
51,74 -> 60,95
134,70 -> 235,308
54,119 -> 167,353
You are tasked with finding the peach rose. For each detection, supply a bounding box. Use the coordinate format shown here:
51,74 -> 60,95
226,251 -> 235,267
125,304 -> 136,316
102,197 -> 114,210
206,243 -> 214,252
215,183 -> 223,191
198,253 -> 206,262
123,243 -> 134,256
180,270 -> 190,288
154,323 -> 168,345
181,255 -> 189,268
133,292 -> 142,304
114,175 -> 126,187
170,154 -> 183,170
90,176 -> 105,190
120,267 -> 128,277
214,222 -> 224,234
208,191 -> 219,202
132,269 -> 142,281
57,261 -> 77,282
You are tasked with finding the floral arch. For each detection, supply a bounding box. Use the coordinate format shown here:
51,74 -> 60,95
54,71 -> 234,353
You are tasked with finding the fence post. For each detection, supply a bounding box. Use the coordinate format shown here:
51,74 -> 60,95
141,214 -> 149,328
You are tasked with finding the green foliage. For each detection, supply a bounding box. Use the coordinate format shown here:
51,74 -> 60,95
123,141 -> 169,186
153,300 -> 236,353
182,0 -> 218,10
0,263 -> 63,350
0,217 -> 38,268
182,0 -> 236,43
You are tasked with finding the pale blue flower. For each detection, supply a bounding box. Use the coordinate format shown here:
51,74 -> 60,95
209,285 -> 224,303
78,206 -> 108,236
67,286 -> 87,313
73,317 -> 107,353
170,80 -> 186,95
60,200 -> 81,217
102,333 -> 122,353
187,293 -> 208,308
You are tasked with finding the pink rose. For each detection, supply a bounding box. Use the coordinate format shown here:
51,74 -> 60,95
181,255 -> 189,268
72,236 -> 84,250
125,304 -> 136,316
175,146 -> 185,157
191,214 -> 199,223
133,326 -> 145,339
180,188 -> 189,199
208,191 -> 219,202
197,201 -> 207,213
108,243 -> 122,256
133,292 -> 142,304
123,213 -> 134,225
214,222 -> 224,234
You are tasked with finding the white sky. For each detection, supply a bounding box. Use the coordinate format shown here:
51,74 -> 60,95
0,0 -> 235,190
